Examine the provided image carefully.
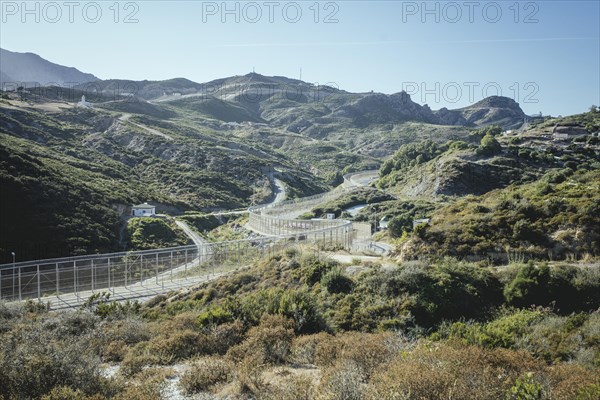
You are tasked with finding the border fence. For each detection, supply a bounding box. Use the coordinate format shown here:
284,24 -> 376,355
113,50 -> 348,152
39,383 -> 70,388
0,193 -> 354,305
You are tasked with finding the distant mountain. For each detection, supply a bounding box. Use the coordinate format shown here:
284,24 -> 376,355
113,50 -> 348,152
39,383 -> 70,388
67,72 -> 526,131
134,73 -> 527,131
3,60 -> 525,131
0,48 -> 98,87
435,96 -> 526,130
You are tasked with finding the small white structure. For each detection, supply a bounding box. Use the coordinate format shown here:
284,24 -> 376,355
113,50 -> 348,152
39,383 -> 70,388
379,216 -> 390,230
553,133 -> 569,141
413,218 -> 431,229
77,95 -> 93,108
132,202 -> 156,217
326,213 -> 336,220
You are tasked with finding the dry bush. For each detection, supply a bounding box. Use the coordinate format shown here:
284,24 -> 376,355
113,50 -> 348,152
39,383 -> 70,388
103,339 -> 128,362
149,329 -> 203,363
256,368 -> 316,400
290,332 -> 334,365
40,386 -> 103,400
179,356 -> 233,394
366,343 -> 545,400
92,318 -> 151,362
208,320 -> 246,354
114,367 -> 173,400
227,314 -> 295,366
226,315 -> 295,397
231,356 -> 268,397
162,311 -> 200,331
314,332 -> 395,377
120,342 -> 162,376
318,360 -> 366,400
0,321 -> 117,399
121,320 -> 246,375
545,363 -> 600,399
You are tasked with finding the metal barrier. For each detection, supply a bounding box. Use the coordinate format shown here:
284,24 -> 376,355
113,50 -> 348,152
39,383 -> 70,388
0,208 -> 354,304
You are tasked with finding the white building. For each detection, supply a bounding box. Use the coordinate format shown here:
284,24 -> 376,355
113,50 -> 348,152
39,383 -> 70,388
413,218 -> 431,229
132,202 -> 156,217
77,95 -> 93,108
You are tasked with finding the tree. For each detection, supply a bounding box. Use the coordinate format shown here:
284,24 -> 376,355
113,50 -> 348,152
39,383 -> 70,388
388,213 -> 413,237
589,105 -> 598,113
504,262 -> 551,307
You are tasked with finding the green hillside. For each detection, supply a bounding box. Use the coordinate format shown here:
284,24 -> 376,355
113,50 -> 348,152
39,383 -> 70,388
0,95 -> 327,262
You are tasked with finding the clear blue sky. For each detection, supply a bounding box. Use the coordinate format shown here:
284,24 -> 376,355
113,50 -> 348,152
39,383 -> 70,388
1,0 -> 599,115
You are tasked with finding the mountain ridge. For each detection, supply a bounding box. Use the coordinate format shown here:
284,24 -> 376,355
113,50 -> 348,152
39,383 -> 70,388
1,49 -> 527,130
0,48 -> 99,87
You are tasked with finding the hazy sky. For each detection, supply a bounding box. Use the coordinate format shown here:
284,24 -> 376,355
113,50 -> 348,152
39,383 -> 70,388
1,0 -> 599,115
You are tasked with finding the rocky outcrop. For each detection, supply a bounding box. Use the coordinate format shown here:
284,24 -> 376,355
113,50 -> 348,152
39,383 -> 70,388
435,96 -> 526,130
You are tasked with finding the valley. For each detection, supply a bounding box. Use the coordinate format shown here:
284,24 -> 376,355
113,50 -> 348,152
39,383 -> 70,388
1,2 -> 599,395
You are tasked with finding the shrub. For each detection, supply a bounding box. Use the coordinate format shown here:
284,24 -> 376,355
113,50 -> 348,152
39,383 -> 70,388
113,367 -> 171,400
40,386 -> 92,400
504,262 -> 551,307
387,213 -> 412,238
482,309 -> 545,348
255,371 -> 315,400
478,133 -> 502,156
94,318 -> 150,362
179,356 -> 232,394
148,330 -> 204,363
197,306 -> 233,327
300,255 -> 336,286
0,323 -> 114,398
546,363 -> 600,399
321,267 -> 354,294
290,332 -> 333,365
516,314 -> 589,363
366,343 -> 542,400
227,314 -> 295,366
381,259 -> 502,325
226,288 -> 324,334
506,372 -> 543,400
120,343 -> 162,376
319,360 -> 366,400
313,332 -> 394,376
208,320 -> 246,354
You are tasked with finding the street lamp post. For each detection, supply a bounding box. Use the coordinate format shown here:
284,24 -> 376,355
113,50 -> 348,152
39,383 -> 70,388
11,252 -> 15,299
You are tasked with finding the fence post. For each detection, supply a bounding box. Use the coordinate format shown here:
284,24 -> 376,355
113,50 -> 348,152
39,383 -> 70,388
184,249 -> 188,274
18,266 -> 22,301
170,251 -> 173,282
37,264 -> 41,301
155,253 -> 159,284
108,258 -> 111,294
55,262 -> 59,296
140,255 -> 143,286
124,257 -> 128,288
73,261 -> 77,299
